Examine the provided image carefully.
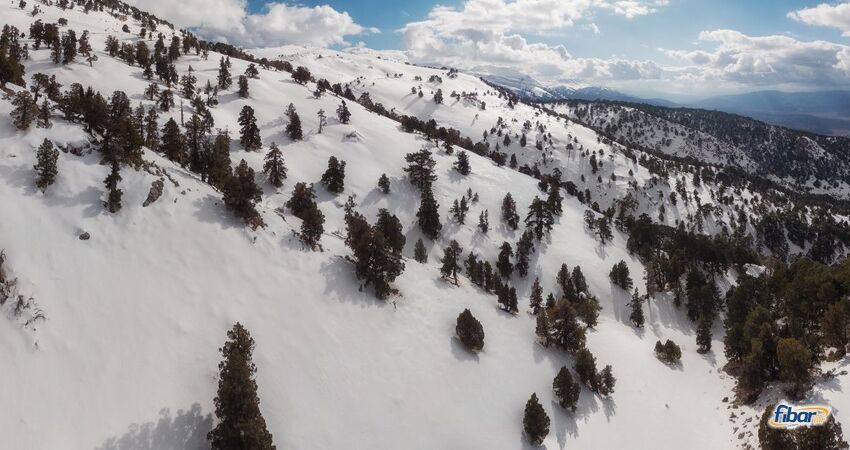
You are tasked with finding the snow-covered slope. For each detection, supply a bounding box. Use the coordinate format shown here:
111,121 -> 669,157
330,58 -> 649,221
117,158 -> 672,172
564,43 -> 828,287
1,3 -> 848,450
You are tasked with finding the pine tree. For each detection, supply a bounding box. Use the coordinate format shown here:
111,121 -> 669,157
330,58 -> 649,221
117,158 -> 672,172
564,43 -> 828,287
696,314 -> 712,354
180,73 -> 197,99
336,101 -> 351,124
238,106 -> 262,151
207,323 -> 276,450
572,266 -> 588,295
453,150 -> 471,175
160,118 -> 184,163
285,182 -> 317,219
237,75 -> 249,98
497,242 -> 513,279
530,278 -> 543,314
433,89 -> 443,104
523,393 -> 550,445
556,264 -> 575,302
597,365 -> 616,396
375,209 -> 406,254
104,159 -> 123,213
525,196 -> 554,240
291,66 -> 311,84
36,99 -> 51,128
34,138 -> 58,192
553,366 -> 580,411
217,57 -> 232,90
478,210 -> 489,233
207,131 -> 233,190
574,348 -> 598,388
440,240 -> 463,285
284,103 -> 302,140
552,301 -> 586,353
10,91 -> 38,130
378,173 -> 390,194
609,260 -> 633,290
456,309 -> 484,351
317,109 -> 327,134
320,156 -> 346,194
515,230 -> 534,278
404,149 -> 437,190
263,143 -> 287,188
245,63 -> 259,79
300,204 -> 325,249
823,299 -> 850,355
547,183 -> 563,216
777,337 -> 812,399
536,308 -> 550,346
501,193 -> 519,230
449,197 -> 468,224
157,89 -> 174,111
223,159 -> 264,229
417,185 -> 442,239
629,288 -> 645,328
413,238 -> 428,263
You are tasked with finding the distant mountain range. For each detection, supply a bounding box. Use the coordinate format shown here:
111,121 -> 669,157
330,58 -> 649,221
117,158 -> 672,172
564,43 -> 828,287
477,68 -> 850,136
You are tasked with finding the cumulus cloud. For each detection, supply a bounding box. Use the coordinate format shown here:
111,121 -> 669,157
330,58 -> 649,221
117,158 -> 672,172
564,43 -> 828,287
788,2 -> 850,36
125,0 -> 377,47
399,0 -> 669,83
663,29 -> 850,88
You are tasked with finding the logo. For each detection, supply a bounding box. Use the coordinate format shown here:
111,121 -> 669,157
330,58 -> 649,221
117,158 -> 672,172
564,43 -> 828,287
768,403 -> 832,430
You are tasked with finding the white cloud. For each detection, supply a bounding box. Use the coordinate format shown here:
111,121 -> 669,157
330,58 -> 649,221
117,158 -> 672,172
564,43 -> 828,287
125,0 -> 377,47
788,2 -> 850,37
663,29 -> 850,87
399,0 -> 669,83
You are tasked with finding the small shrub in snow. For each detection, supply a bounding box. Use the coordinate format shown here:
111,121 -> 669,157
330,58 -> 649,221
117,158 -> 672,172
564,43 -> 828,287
456,309 -> 484,351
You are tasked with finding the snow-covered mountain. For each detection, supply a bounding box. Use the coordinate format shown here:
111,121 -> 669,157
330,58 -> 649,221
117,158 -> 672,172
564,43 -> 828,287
1,2 -> 849,450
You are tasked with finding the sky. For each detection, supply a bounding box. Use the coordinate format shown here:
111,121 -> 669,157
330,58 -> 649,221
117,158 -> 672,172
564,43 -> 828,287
126,0 -> 850,100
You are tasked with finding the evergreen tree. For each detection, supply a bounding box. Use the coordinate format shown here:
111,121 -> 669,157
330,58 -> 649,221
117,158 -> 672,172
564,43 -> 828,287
207,323 -> 276,450
416,185 -> 442,239
823,299 -> 850,355
777,337 -> 812,399
515,230 -> 534,278
478,210 -> 489,233
157,89 -> 174,111
245,63 -> 259,79
104,159 -> 123,213
143,107 -> 159,150
655,340 -> 682,363
523,393 -> 550,446
10,91 -> 38,130
375,209 -> 406,254
300,204 -> 325,249
284,103 -> 302,141
547,183 -> 563,216
596,216 -> 613,243
609,261 -> 633,290
413,238 -> 428,263
449,197 -> 469,224
696,314 -> 712,354
34,138 -> 59,192
629,289 -> 645,328
317,109 -> 327,134
320,156 -> 346,194
285,182 -> 317,219
238,106 -> 262,151
530,278 -> 543,314
237,75 -> 249,98
263,143 -> 287,188
574,348 -> 597,388
291,66 -> 311,84
536,308 -> 551,347
552,301 -> 586,353
453,150 -> 471,175
597,365 -> 616,396
217,57 -> 232,89
496,242 -> 513,279
433,89 -> 443,104
223,159 -> 264,229
207,131 -> 233,190
378,173 -> 390,194
456,309 -> 484,351
525,196 -> 554,240
36,99 -> 51,128
440,240 -> 463,285
553,366 -> 580,411
160,118 -> 184,163
180,73 -> 197,99
501,193 -> 519,230
556,264 -> 576,302
572,266 -> 588,295
336,101 -> 351,124
404,149 -> 437,190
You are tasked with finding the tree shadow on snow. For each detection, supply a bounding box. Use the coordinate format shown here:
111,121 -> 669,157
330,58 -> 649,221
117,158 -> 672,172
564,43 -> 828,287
96,403 -> 212,450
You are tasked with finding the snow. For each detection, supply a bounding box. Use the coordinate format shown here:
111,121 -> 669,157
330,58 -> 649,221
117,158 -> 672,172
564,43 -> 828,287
0,3 -> 844,450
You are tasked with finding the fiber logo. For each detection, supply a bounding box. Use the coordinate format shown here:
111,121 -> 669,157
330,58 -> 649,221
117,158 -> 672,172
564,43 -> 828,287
768,403 -> 832,430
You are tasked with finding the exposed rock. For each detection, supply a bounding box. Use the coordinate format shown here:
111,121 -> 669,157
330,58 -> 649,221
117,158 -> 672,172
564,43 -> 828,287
143,179 -> 165,207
